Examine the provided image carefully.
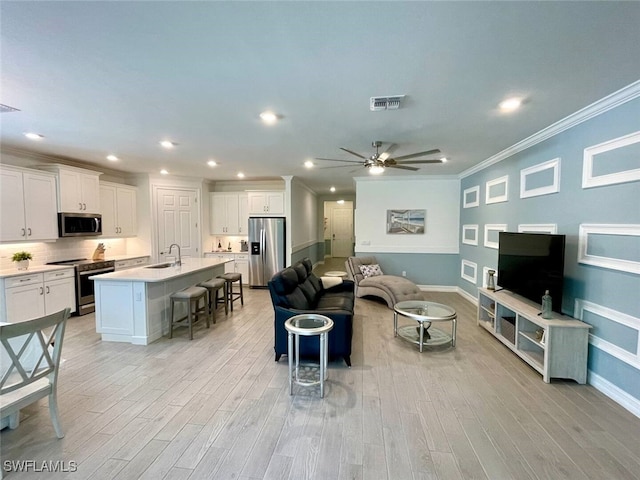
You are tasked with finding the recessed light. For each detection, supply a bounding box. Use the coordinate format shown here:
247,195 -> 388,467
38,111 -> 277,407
369,165 -> 384,175
499,97 -> 522,112
237,172 -> 245,178
330,187 -> 336,193
207,160 -> 217,167
160,169 -> 169,175
337,200 -> 345,205
304,160 -> 314,169
259,111 -> 278,125
24,132 -> 44,140
106,155 -> 119,162
160,140 -> 176,149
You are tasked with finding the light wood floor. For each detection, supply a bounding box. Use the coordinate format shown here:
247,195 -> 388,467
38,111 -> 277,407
2,288 -> 640,479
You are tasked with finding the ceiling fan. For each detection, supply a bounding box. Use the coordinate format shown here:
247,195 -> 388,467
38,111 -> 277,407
315,141 -> 443,173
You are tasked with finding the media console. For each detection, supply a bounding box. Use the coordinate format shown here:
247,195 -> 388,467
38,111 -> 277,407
477,288 -> 591,384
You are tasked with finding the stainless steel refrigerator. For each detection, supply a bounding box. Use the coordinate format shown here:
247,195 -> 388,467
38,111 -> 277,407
248,217 -> 286,287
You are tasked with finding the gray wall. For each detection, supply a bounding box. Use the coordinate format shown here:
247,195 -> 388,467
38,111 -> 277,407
459,96 -> 640,405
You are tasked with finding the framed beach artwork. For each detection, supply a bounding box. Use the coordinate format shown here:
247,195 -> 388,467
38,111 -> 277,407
386,209 -> 426,234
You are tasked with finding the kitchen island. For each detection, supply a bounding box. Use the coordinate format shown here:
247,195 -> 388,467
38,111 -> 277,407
91,258 -> 230,344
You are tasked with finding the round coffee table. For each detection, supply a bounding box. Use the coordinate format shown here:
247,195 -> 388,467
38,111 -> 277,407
393,300 -> 457,352
284,314 -> 334,397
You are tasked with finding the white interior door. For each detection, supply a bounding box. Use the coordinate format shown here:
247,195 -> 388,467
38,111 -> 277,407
331,207 -> 353,257
156,188 -> 200,262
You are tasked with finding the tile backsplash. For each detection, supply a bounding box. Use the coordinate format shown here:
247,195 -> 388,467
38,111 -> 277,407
0,238 -> 128,270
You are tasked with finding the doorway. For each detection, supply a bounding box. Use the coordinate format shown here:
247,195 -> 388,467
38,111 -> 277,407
325,201 -> 353,258
155,187 -> 200,262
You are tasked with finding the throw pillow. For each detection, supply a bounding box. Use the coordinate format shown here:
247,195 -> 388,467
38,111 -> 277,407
360,264 -> 383,278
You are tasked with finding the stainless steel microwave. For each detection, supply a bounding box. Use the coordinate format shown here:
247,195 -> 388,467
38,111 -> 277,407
58,212 -> 102,237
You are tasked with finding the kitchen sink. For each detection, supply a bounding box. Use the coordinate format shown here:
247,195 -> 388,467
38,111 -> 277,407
145,262 -> 173,269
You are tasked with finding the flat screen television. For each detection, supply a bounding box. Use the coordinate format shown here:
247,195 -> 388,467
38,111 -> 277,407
497,232 -> 565,313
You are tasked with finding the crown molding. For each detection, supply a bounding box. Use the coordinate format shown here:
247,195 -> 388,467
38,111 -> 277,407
460,80 -> 640,179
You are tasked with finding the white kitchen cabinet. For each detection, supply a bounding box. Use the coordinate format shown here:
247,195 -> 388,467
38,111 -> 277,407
114,257 -> 150,270
38,164 -> 101,213
247,191 -> 284,215
100,182 -> 137,237
0,166 -> 58,242
234,253 -> 249,280
210,192 -> 248,235
203,253 -> 248,278
0,269 -> 76,323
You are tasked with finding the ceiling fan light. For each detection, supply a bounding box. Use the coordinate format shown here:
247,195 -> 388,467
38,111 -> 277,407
330,187 -> 336,192
369,165 -> 384,175
440,157 -> 448,163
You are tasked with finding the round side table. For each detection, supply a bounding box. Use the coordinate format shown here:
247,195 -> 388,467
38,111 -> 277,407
284,314 -> 334,398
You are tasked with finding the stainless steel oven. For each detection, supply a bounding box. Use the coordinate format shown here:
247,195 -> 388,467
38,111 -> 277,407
47,259 -> 115,315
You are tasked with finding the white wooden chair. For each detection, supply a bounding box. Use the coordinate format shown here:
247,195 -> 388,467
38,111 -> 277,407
0,308 -> 70,440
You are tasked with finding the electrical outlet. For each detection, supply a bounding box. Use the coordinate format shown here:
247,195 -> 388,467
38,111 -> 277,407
402,271 -> 406,277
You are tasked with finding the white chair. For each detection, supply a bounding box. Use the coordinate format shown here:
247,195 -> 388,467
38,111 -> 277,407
0,308 -> 70,440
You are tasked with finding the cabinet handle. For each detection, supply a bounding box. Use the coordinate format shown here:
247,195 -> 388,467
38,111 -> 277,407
83,203 -> 87,210
46,286 -> 50,294
27,227 -> 32,236
40,287 -> 44,295
79,202 -> 83,210
21,228 -> 26,237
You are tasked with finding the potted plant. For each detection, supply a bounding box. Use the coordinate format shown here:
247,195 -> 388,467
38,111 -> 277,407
12,251 -> 33,270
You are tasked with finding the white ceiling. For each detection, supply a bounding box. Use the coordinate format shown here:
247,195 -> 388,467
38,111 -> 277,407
2,2 -> 639,194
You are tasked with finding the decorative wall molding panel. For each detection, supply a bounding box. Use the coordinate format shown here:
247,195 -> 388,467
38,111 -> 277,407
462,224 -> 479,246
578,224 -> 640,274
461,259 -> 477,284
518,224 -> 558,234
575,299 -> 640,370
520,157 -> 561,198
583,130 -> 640,189
485,175 -> 509,204
463,186 -> 480,208
484,224 -> 508,249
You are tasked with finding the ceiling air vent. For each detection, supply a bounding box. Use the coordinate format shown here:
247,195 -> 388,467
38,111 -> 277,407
0,104 -> 20,113
370,95 -> 405,111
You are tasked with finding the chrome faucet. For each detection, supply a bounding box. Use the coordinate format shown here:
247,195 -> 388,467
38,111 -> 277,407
168,243 -> 182,266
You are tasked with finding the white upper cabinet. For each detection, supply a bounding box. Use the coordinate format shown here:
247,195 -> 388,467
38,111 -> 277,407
247,191 -> 284,215
210,192 -> 248,235
0,165 -> 58,242
100,182 -> 137,237
38,164 -> 101,213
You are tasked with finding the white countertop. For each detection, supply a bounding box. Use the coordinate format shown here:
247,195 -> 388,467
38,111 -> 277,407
0,264 -> 74,279
90,257 -> 230,283
107,254 -> 151,261
205,251 -> 248,255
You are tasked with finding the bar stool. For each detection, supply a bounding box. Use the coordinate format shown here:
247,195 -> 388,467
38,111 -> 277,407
217,272 -> 244,312
284,314 -> 334,398
198,277 -> 227,322
169,286 -> 209,340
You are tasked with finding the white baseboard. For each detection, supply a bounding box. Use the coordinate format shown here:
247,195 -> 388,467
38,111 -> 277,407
588,371 -> 640,419
417,285 -> 477,304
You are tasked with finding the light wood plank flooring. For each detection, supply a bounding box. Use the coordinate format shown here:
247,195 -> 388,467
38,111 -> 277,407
2,288 -> 639,479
